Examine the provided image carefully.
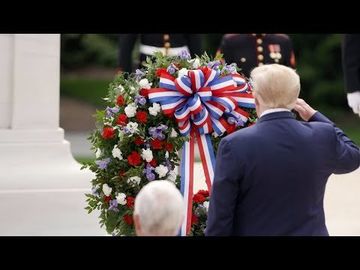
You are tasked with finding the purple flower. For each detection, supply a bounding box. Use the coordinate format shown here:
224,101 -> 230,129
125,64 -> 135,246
105,106 -> 120,118
165,159 -> 173,172
109,199 -> 119,212
143,164 -> 156,181
207,60 -> 221,70
227,116 -> 244,127
179,50 -> 191,60
167,64 -> 177,75
135,69 -> 145,80
223,63 -> 237,74
95,158 -> 111,170
149,124 -> 168,140
91,187 -> 99,197
135,95 -> 147,106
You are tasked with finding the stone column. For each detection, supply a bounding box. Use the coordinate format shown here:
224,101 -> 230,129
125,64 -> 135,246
0,34 -> 103,235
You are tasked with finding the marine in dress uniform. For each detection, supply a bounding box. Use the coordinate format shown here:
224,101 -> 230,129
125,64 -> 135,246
342,34 -> 360,116
217,34 -> 296,78
117,34 -> 203,73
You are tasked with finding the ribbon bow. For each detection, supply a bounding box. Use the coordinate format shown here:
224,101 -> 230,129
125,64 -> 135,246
147,67 -> 255,235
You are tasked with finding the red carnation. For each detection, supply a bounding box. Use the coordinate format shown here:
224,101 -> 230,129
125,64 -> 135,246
134,136 -> 144,146
139,88 -> 148,97
149,159 -> 157,167
193,193 -> 206,203
227,124 -> 237,134
156,68 -> 168,77
116,114 -> 128,126
150,139 -> 163,150
127,151 -> 142,166
102,126 -> 115,139
136,111 -> 148,124
123,214 -> 134,225
197,190 -> 209,198
116,95 -> 125,106
104,195 -> 111,203
191,214 -> 199,225
164,142 -> 174,152
126,196 -> 135,208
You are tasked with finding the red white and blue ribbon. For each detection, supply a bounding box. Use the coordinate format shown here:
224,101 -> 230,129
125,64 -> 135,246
147,67 -> 255,235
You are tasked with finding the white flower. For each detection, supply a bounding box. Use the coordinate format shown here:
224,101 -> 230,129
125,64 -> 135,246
116,193 -> 127,205
129,86 -> 138,95
191,58 -> 201,69
102,184 -> 112,196
127,176 -> 141,186
126,122 -> 139,134
141,148 -> 153,162
166,170 -> 177,183
124,103 -> 138,118
155,164 -> 169,178
165,151 -> 169,159
95,148 -> 101,159
139,78 -> 152,89
170,128 -> 178,138
115,84 -> 124,94
148,103 -> 162,116
112,145 -> 123,160
178,68 -> 188,78
203,201 -> 209,211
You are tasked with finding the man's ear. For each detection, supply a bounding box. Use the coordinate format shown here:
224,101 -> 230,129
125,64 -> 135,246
134,214 -> 142,236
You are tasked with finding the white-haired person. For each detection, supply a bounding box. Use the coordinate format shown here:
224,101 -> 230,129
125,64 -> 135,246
206,64 -> 360,236
134,180 -> 185,236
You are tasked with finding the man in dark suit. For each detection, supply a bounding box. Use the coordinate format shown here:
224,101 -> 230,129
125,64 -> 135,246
206,64 -> 360,236
342,34 -> 360,117
117,34 -> 202,73
217,34 -> 296,78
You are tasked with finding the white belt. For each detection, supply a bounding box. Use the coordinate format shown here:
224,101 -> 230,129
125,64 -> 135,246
139,44 -> 189,56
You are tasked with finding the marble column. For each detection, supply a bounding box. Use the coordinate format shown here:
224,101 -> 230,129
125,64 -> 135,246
0,34 -> 104,235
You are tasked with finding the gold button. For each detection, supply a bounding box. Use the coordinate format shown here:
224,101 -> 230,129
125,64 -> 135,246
163,34 -> 170,41
240,57 -> 246,62
164,42 -> 171,48
257,46 -> 263,52
258,54 -> 264,61
257,38 -> 263,44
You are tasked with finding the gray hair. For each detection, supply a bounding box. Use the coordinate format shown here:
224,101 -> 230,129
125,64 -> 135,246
134,180 -> 185,236
250,64 -> 300,109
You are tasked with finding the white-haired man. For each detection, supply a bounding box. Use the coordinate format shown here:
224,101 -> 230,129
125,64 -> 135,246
206,64 -> 360,236
134,180 -> 185,236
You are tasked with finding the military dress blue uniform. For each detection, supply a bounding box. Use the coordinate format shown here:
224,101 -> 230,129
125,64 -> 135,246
117,34 -> 203,73
217,34 -> 296,78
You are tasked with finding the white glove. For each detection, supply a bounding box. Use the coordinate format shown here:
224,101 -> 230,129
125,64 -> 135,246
347,92 -> 360,116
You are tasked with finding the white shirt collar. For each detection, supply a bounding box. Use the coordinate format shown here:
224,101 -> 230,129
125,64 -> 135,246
260,108 -> 291,118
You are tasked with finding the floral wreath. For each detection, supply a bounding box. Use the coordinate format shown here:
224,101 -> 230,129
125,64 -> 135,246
84,51 -> 257,236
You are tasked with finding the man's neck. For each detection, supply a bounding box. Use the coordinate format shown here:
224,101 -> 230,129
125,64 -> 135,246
259,108 -> 291,118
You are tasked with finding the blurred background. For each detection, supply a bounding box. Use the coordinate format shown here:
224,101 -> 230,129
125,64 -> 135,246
59,34 -> 360,163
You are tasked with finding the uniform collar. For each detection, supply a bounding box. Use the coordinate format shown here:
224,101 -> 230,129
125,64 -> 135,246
257,110 -> 295,123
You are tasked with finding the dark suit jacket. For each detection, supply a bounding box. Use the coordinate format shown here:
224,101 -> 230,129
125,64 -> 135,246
342,34 -> 360,93
206,111 -> 360,236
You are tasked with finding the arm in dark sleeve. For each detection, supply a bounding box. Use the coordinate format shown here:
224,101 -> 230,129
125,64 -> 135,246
185,34 -> 203,57
205,138 -> 241,236
309,112 -> 360,173
342,34 -> 360,93
118,34 -> 137,73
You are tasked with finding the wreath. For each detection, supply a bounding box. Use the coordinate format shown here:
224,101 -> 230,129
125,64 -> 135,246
84,51 -> 257,236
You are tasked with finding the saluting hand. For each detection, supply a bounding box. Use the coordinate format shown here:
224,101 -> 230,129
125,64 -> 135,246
293,98 -> 317,121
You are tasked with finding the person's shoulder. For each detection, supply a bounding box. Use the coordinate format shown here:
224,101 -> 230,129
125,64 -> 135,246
222,125 -> 258,145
